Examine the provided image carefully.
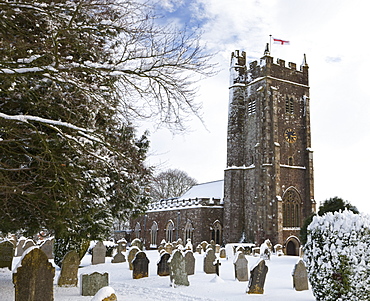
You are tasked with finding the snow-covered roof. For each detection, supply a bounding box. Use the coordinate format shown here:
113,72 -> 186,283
179,179 -> 224,200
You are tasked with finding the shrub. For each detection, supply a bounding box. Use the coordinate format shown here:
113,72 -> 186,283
304,210 -> 370,301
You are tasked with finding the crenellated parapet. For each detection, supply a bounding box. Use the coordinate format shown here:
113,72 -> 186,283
147,197 -> 223,212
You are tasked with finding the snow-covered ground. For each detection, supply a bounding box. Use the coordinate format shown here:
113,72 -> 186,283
0,245 -> 315,300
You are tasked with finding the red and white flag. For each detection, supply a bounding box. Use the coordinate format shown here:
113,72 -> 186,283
273,38 -> 290,45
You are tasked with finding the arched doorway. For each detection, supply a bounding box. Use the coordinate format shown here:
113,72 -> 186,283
285,236 -> 300,256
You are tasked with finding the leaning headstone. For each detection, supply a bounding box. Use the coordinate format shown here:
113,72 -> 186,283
203,248 -> 217,274
0,240 -> 14,270
247,259 -> 268,294
92,241 -> 106,265
111,252 -> 126,263
15,238 -> 26,257
234,251 -> 249,281
168,249 -> 189,286
157,252 -> 171,276
58,250 -> 80,287
132,251 -> 150,279
292,259 -> 309,291
13,247 -> 55,301
184,250 -> 195,275
219,248 -> 227,259
40,239 -> 54,259
131,238 -> 143,250
91,286 -> 117,301
128,246 -> 140,270
81,272 -> 109,296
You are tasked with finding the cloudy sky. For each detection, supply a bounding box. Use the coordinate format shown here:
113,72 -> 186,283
142,0 -> 370,214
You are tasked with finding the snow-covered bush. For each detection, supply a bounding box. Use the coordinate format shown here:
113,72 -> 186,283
304,210 -> 370,301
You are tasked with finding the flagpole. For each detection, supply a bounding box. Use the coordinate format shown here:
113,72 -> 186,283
269,34 -> 272,55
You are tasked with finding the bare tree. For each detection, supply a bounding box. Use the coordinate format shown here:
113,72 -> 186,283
150,169 -> 198,200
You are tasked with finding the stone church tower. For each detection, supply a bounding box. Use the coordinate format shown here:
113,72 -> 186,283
223,46 -> 315,252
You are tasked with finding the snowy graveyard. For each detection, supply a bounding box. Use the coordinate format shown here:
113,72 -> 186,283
0,243 -> 315,301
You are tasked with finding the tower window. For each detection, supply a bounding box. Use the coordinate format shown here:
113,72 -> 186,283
248,99 -> 256,115
285,97 -> 294,114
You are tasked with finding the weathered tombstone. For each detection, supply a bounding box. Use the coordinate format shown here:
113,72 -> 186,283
274,244 -> 284,256
185,238 -> 193,251
131,238 -> 143,250
15,238 -> 26,257
168,249 -> 189,286
91,286 -> 117,301
164,242 -> 173,254
203,248 -> 217,274
292,259 -> 309,291
22,239 -> 35,253
234,251 -> 249,281
92,241 -> 106,265
13,247 -> 55,301
247,259 -> 268,294
200,241 -> 208,251
58,250 -> 80,287
0,240 -> 14,270
184,250 -> 195,275
196,244 -> 202,254
128,246 -> 140,270
40,239 -> 54,259
81,272 -> 109,296
215,244 -> 221,253
132,251 -> 150,279
210,239 -> 216,252
111,252 -> 126,263
117,239 -> 127,253
219,248 -> 227,259
157,252 -> 171,276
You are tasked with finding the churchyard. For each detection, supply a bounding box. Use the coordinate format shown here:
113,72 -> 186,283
0,237 -> 315,301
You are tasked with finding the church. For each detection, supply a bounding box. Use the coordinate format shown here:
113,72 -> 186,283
130,45 -> 316,255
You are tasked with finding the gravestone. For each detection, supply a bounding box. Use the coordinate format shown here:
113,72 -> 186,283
200,241 -> 208,251
210,240 -> 216,252
234,251 -> 249,281
236,246 -> 245,255
15,238 -> 26,257
0,240 -> 14,270
203,248 -> 217,274
184,250 -> 195,275
58,250 -> 80,287
13,247 -> 55,301
132,251 -> 150,279
128,246 -> 140,270
92,241 -> 106,265
219,248 -> 227,258
157,252 -> 171,276
247,259 -> 268,294
111,252 -> 126,263
40,239 -> 54,259
131,238 -> 143,250
22,239 -> 35,253
215,244 -> 221,253
81,272 -> 109,296
274,244 -> 284,256
164,242 -> 173,254
168,249 -> 189,286
117,239 -> 127,253
196,245 -> 202,254
292,259 -> 309,291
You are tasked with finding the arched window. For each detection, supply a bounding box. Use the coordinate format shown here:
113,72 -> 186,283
150,222 -> 158,247
134,222 -> 141,238
165,220 -> 174,243
282,188 -> 302,227
184,221 -> 194,242
211,220 -> 222,245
